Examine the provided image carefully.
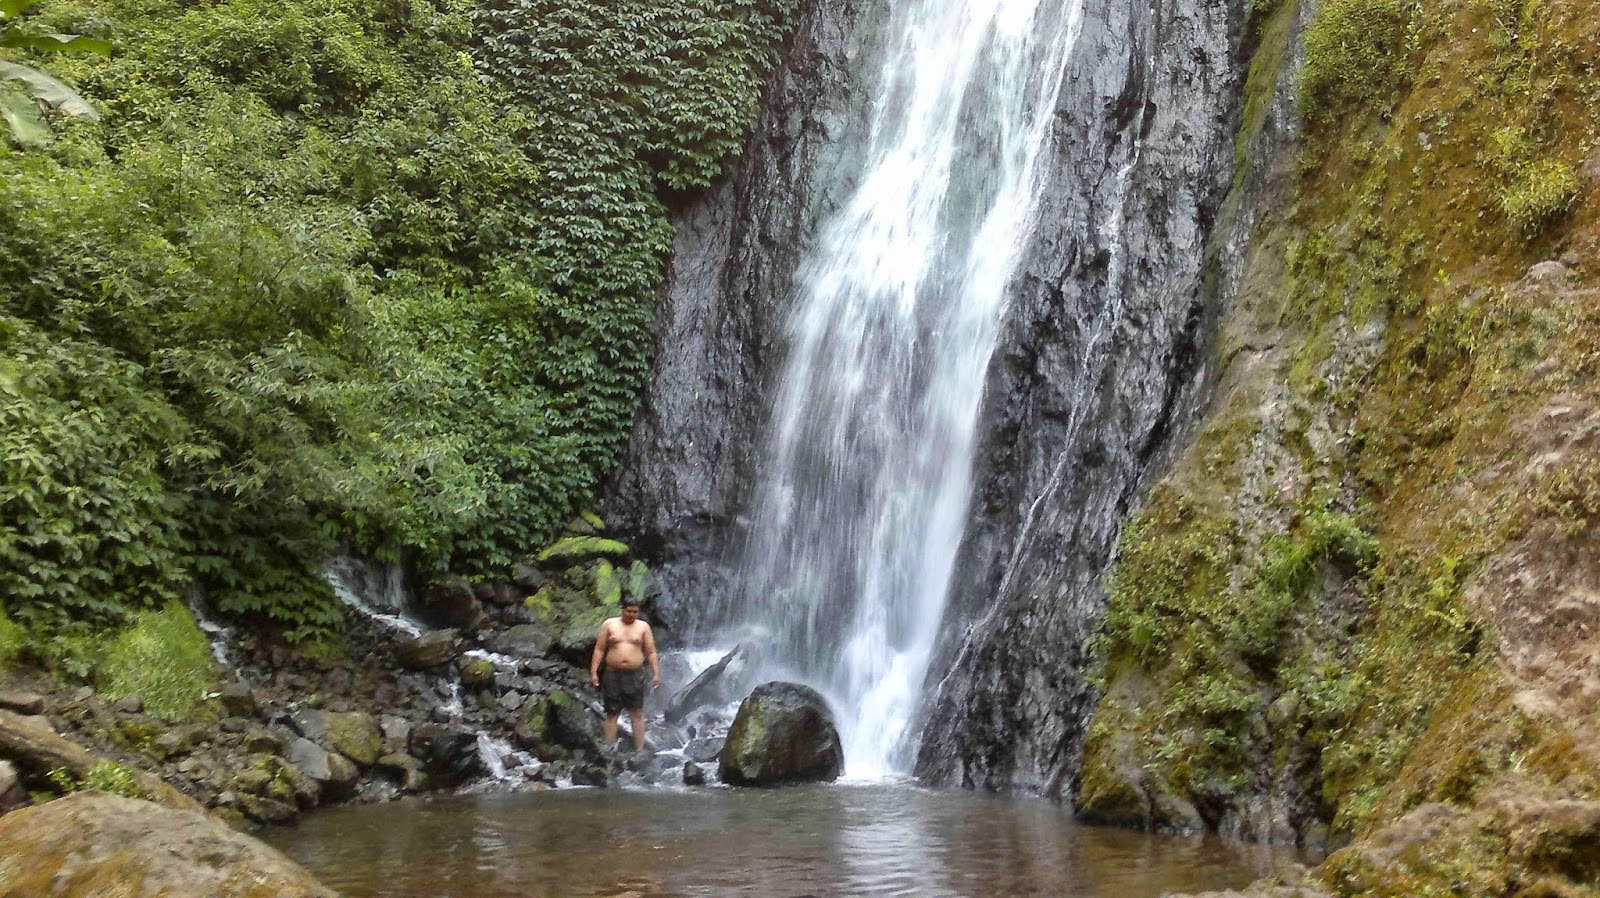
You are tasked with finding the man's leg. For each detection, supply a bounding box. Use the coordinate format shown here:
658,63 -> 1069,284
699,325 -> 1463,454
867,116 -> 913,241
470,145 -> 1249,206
604,713 -> 620,748
628,708 -> 646,752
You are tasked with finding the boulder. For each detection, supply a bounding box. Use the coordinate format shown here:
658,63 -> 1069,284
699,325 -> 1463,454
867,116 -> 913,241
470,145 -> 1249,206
681,762 -> 706,787
322,711 -> 382,767
0,792 -> 339,897
407,724 -> 482,787
474,581 -> 521,607
514,690 -> 603,758
664,644 -> 746,723
718,682 -> 844,787
375,752 -> 429,792
287,738 -> 358,800
552,606 -> 617,668
419,576 -> 488,633
484,623 -> 559,658
110,695 -> 145,715
216,684 -> 259,719
0,711 -> 201,812
394,630 -> 461,670
512,561 -> 548,591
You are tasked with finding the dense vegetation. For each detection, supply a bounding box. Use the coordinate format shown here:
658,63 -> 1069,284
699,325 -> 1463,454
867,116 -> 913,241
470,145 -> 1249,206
0,0 -> 797,649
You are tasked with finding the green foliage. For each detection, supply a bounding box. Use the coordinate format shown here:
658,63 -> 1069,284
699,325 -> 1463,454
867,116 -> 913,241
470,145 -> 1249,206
3,0 -> 796,638
0,0 -> 108,146
46,760 -> 145,798
97,602 -> 217,720
1299,0 -> 1422,122
0,603 -> 23,670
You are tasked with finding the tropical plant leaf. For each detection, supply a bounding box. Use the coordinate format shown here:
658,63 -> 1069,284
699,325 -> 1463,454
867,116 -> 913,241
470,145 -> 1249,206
0,0 -> 35,21
0,61 -> 99,119
0,86 -> 49,147
0,29 -> 111,55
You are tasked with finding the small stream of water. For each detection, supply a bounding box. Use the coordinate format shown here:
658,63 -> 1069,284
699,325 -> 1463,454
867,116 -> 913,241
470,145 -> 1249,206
267,785 -> 1296,898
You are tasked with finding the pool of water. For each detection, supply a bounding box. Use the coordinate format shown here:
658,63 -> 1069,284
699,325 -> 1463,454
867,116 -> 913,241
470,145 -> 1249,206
265,784 -> 1296,898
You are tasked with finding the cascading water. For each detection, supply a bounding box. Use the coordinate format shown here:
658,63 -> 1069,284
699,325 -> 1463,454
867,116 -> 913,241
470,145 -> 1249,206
721,0 -> 1087,778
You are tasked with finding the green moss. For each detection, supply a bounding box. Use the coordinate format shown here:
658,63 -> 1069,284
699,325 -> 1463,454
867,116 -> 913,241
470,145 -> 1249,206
590,560 -> 621,606
536,536 -> 630,564
97,602 -> 217,721
1299,0 -> 1423,122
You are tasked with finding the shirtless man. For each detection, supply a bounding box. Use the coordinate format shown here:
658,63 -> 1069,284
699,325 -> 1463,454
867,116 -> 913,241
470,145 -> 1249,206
589,599 -> 662,752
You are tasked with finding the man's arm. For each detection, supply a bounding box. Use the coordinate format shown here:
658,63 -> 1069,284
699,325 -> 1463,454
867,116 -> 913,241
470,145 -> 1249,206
590,620 -> 611,687
644,623 -> 662,689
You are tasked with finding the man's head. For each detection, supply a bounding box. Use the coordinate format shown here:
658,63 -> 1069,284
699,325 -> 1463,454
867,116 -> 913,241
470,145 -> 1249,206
621,600 -> 641,622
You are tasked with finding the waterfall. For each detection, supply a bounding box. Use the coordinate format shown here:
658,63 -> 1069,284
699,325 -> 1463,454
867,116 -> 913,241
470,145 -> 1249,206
721,0 -> 1088,778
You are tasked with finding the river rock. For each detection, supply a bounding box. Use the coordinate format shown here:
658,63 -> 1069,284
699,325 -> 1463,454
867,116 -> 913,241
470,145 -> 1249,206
0,692 -> 45,716
484,623 -> 559,658
395,630 -> 461,670
322,711 -> 382,767
0,792 -> 339,897
376,752 -> 429,792
287,738 -> 358,799
458,656 -> 498,689
684,736 -> 725,763
514,690 -> 603,758
110,694 -> 145,715
407,724 -> 482,786
719,682 -> 844,787
420,575 -> 488,633
681,761 -> 706,786
217,683 -> 259,719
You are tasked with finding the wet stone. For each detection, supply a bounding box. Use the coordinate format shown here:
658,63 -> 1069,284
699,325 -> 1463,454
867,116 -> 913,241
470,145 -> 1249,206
0,693 -> 45,716
110,695 -> 144,715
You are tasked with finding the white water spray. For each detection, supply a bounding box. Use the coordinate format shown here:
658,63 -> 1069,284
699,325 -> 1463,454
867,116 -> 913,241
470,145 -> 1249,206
723,0 -> 1088,778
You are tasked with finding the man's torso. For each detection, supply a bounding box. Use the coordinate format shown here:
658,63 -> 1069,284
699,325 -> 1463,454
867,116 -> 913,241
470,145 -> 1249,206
603,618 -> 649,670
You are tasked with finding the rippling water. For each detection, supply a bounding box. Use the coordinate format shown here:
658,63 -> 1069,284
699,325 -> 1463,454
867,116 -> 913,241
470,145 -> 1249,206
267,785 -> 1294,898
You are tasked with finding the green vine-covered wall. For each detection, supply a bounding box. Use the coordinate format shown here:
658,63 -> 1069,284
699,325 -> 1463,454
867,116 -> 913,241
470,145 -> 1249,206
0,0 -> 797,648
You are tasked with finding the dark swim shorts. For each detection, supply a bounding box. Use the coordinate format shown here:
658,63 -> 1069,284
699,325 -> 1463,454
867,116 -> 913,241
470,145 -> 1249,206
601,667 -> 647,714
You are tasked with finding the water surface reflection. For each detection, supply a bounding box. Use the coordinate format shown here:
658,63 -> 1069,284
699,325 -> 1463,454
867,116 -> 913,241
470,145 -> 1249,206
266,784 -> 1293,898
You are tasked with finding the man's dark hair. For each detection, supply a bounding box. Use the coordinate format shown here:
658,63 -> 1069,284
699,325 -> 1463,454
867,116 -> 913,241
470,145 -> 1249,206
622,599 -> 642,609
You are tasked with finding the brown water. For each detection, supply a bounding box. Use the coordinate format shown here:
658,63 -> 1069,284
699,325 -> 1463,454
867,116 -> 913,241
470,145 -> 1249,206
267,784 -> 1296,898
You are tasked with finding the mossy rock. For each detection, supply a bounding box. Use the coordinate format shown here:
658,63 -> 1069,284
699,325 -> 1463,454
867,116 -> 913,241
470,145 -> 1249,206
514,690 -> 601,757
458,657 -> 497,689
719,682 -> 843,787
591,560 -> 622,606
536,536 -> 630,565
625,561 -> 658,603
553,603 -> 622,668
321,712 -> 382,768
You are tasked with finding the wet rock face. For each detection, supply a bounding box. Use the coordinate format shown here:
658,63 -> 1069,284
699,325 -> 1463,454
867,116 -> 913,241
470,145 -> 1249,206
0,792 -> 338,897
608,0 -> 1257,797
909,0 -> 1254,794
719,682 -> 843,787
603,0 -> 885,628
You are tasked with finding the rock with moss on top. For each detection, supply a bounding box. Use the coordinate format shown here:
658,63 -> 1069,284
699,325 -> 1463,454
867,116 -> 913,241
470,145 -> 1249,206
719,682 -> 843,787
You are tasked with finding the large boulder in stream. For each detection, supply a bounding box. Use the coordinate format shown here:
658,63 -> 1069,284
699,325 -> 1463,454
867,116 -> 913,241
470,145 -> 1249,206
0,792 -> 339,897
719,682 -> 844,787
